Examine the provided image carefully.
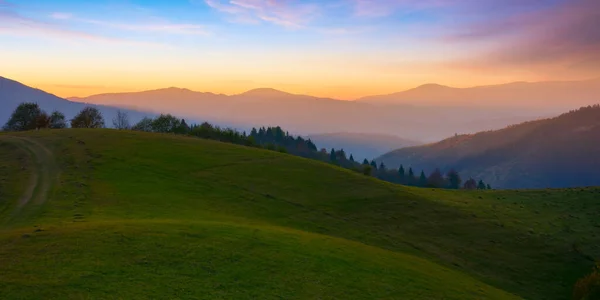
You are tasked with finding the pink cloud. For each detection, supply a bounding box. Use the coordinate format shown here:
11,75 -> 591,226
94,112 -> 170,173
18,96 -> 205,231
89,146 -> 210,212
352,0 -> 450,17
442,0 -> 600,78
80,19 -> 210,36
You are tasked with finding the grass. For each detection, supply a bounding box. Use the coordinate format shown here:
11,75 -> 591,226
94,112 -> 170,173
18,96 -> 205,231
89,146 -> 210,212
0,139 -> 30,223
0,220 -> 514,299
0,129 -> 598,299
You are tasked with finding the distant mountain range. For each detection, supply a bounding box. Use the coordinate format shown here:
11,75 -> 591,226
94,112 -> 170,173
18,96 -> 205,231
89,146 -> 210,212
308,132 -> 421,161
4,75 -> 600,189
0,77 -> 153,129
4,75 -> 597,144
65,81 -> 563,142
377,105 -> 600,189
358,78 -> 600,109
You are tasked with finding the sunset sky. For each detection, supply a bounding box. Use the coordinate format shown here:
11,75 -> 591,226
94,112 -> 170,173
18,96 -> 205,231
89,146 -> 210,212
1,0 -> 599,99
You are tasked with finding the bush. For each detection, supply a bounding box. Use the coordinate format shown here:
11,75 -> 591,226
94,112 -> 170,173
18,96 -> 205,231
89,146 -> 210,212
35,112 -> 51,129
362,165 -> 372,176
3,103 -> 43,131
71,107 -> 105,128
132,117 -> 153,132
49,111 -> 67,129
151,114 -> 181,133
277,146 -> 288,153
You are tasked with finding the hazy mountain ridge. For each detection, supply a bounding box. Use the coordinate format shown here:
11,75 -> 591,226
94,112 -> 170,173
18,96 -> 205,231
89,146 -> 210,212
4,75 -> 586,145
65,80 -> 557,142
358,78 -> 600,109
308,132 -> 422,161
0,76 -> 156,128
377,105 -> 600,188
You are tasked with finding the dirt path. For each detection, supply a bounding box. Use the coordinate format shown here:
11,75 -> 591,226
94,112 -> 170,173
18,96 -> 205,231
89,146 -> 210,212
1,135 -> 58,221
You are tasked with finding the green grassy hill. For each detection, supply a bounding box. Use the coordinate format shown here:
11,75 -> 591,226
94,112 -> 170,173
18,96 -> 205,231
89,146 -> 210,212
1,130 -> 598,299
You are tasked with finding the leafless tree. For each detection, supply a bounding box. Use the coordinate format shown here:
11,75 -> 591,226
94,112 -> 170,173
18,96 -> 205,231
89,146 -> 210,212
112,110 -> 130,130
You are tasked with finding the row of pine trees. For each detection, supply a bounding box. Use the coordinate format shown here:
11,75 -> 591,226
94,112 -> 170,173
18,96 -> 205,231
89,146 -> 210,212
3,102 -> 491,189
325,147 -> 490,189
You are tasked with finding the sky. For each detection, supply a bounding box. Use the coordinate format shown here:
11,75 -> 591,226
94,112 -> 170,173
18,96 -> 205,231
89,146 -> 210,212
1,0 -> 599,99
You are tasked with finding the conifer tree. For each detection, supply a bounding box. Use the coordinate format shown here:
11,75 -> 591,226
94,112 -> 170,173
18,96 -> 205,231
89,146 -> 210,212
398,165 -> 405,183
408,168 -> 415,185
330,148 -> 337,163
349,154 -> 354,162
477,180 -> 487,190
338,149 -> 347,161
363,158 -> 369,165
370,160 -> 378,170
419,171 -> 428,187
446,169 -> 462,189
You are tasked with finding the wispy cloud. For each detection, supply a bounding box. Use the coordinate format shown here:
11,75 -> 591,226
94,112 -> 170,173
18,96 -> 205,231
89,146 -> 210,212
442,0 -> 600,77
0,9 -> 163,47
316,26 -> 372,35
50,13 -> 210,36
351,0 -> 559,18
351,0 -> 449,18
50,12 -> 72,20
202,0 -> 320,28
50,84 -> 110,89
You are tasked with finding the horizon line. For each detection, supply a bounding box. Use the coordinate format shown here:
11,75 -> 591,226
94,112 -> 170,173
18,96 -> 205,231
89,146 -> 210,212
3,75 -> 600,102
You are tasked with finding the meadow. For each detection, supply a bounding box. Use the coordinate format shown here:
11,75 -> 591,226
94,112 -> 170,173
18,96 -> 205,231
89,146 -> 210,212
0,129 -> 598,299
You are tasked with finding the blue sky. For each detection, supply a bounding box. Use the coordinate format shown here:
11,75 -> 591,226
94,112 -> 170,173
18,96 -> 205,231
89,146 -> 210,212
1,0 -> 598,99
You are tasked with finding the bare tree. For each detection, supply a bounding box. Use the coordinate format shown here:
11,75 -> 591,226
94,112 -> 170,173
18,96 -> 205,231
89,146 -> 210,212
112,110 -> 130,130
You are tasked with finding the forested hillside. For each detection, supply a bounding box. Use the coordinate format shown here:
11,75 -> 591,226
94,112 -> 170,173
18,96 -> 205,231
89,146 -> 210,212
377,105 -> 600,188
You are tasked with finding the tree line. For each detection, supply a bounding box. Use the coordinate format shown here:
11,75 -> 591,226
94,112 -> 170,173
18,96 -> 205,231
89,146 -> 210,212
2,103 -> 104,131
3,102 -> 491,189
324,147 -> 491,189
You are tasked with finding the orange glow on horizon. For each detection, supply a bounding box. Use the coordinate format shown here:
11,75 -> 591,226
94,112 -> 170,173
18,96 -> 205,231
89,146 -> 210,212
25,71 -> 551,101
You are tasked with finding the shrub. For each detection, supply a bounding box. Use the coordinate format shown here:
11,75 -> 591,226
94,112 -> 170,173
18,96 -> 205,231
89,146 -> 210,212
362,165 -> 372,176
71,107 -> 105,128
132,117 -> 153,132
35,112 -> 51,129
3,103 -> 43,131
49,111 -> 67,129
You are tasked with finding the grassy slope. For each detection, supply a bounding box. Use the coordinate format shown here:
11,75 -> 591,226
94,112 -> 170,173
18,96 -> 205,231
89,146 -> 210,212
0,139 -> 30,223
1,130 -> 598,299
